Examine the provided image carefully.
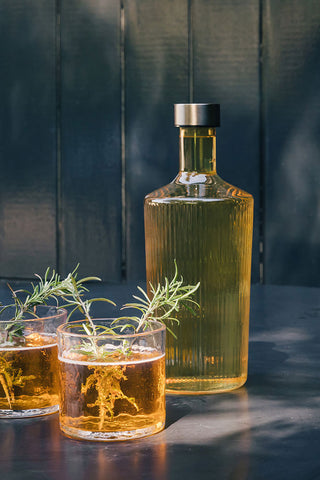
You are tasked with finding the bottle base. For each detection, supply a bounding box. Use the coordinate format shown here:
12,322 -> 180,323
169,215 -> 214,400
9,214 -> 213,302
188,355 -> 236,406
165,375 -> 247,395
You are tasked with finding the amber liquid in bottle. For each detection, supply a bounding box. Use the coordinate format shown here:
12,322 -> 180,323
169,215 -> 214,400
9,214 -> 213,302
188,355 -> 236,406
144,127 -> 253,394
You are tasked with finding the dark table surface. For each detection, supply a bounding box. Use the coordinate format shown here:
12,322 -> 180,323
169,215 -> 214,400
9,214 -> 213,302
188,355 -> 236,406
0,283 -> 319,480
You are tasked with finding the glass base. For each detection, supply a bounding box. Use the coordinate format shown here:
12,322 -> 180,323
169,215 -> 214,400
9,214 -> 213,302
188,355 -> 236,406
165,375 -> 247,395
0,404 -> 59,418
60,421 -> 165,442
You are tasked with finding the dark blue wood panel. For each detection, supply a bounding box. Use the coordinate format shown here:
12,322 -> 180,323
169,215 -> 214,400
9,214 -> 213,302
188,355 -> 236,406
0,0 -> 319,287
192,0 -> 261,283
60,0 -> 122,281
124,0 -> 189,281
263,0 -> 320,286
0,1 -> 57,277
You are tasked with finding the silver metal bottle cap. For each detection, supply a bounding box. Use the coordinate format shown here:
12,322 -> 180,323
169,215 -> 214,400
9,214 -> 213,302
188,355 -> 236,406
174,103 -> 220,127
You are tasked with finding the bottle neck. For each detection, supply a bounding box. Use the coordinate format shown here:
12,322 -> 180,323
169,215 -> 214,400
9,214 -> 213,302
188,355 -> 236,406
179,127 -> 217,174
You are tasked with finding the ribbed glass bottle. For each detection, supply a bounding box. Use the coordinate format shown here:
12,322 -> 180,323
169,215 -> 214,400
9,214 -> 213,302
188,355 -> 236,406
144,104 -> 254,394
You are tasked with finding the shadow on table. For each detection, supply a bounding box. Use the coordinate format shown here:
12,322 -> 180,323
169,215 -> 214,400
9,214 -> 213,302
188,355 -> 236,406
165,395 -> 207,428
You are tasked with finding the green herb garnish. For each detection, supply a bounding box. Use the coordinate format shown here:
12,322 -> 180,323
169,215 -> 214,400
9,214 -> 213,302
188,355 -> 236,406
0,262 -> 199,358
114,261 -> 200,337
66,262 -> 200,360
0,265 -> 109,346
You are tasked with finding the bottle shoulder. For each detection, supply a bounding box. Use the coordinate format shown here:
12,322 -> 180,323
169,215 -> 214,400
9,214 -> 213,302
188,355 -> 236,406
144,173 -> 253,204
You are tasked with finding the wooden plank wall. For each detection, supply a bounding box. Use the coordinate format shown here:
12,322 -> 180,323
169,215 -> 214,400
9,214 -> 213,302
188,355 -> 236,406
263,0 -> 320,286
0,1 -> 57,277
0,1 -> 319,286
59,0 -> 122,281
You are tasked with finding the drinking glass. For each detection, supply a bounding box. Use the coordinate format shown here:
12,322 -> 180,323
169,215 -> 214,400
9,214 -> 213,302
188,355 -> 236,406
0,306 -> 67,418
57,319 -> 166,441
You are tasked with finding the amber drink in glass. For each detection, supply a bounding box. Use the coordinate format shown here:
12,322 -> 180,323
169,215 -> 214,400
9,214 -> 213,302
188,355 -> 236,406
57,319 -> 166,441
0,306 -> 67,417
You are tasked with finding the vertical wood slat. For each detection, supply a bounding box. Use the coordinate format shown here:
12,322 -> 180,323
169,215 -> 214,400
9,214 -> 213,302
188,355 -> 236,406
263,0 -> 320,286
59,0 -> 122,281
192,0 -> 261,283
124,0 -> 189,281
0,1 -> 57,277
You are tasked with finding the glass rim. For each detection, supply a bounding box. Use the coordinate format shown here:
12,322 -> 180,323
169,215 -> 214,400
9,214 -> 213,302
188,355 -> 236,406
0,305 -> 67,324
57,318 -> 166,339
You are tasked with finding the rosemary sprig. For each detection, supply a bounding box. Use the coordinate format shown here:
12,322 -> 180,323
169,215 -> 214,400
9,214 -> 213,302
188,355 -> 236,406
64,262 -> 200,360
114,261 -> 200,338
0,265 -> 114,346
58,273 -> 116,357
0,262 -> 200,360
57,273 -> 115,330
0,266 -> 89,321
